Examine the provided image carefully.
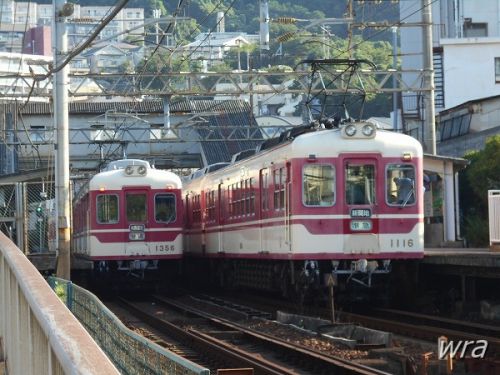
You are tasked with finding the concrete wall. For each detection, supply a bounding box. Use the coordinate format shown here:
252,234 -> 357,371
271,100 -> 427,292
441,38 -> 500,109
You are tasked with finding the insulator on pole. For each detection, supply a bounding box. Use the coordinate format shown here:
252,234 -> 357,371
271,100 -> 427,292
276,31 -> 296,42
273,17 -> 298,24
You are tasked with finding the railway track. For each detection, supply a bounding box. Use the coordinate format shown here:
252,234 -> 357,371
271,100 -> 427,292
340,308 -> 500,355
114,295 -> 396,375
206,291 -> 500,352
196,291 -> 500,374
369,308 -> 500,339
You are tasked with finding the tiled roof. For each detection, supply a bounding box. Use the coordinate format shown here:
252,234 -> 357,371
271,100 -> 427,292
196,105 -> 264,165
1,98 -> 252,115
1,98 -> 264,166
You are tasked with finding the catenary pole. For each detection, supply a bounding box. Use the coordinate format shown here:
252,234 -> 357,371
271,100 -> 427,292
54,0 -> 71,279
422,0 -> 436,154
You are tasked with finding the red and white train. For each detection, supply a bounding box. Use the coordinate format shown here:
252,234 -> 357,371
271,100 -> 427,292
72,159 -> 183,279
183,121 -> 424,295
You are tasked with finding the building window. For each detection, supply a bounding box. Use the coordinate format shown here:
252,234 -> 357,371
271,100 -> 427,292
495,58 -> 500,83
464,22 -> 487,37
438,113 -> 471,141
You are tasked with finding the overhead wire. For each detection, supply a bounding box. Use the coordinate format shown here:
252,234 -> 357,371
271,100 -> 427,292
95,0 -> 240,166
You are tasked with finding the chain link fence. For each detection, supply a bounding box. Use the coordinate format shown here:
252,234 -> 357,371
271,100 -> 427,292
0,181 -> 55,254
47,277 -> 210,375
0,183 -> 17,241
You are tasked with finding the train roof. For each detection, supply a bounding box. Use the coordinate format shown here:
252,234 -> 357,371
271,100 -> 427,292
290,125 -> 423,158
89,159 -> 182,190
186,122 -> 423,182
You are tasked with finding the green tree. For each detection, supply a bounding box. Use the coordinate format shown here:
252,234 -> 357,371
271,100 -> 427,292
136,50 -> 192,91
460,135 -> 500,246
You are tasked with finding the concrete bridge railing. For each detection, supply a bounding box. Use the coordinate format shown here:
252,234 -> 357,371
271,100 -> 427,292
0,232 -> 119,375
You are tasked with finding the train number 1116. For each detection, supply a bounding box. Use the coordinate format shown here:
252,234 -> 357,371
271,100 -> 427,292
390,239 -> 414,248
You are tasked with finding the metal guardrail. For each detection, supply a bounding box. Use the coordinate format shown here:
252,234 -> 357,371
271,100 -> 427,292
48,277 -> 210,375
0,232 -> 119,374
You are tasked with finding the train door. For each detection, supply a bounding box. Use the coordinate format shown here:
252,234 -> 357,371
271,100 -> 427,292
342,159 -> 380,254
124,189 -> 149,255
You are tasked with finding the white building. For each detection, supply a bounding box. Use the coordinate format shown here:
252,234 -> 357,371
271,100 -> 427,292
0,1 -> 145,52
0,52 -> 52,100
399,0 -> 500,149
400,0 -> 500,111
440,37 -> 500,109
182,32 -> 259,70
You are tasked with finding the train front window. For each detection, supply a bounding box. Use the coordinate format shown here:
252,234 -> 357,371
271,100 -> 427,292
155,194 -> 176,223
96,195 -> 118,224
345,165 -> 375,205
386,164 -> 416,206
303,164 -> 335,206
126,193 -> 147,222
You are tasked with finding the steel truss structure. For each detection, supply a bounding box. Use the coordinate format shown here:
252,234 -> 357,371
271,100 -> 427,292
2,68 -> 430,99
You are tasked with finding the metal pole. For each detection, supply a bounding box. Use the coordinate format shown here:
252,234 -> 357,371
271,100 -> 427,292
329,284 -> 335,323
15,183 -> 25,253
259,0 -> 270,52
422,0 -> 436,154
392,26 -> 399,131
54,0 -> 71,279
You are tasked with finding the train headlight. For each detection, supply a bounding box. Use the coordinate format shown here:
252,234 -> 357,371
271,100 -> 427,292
345,124 -> 357,137
362,124 -> 375,137
125,166 -> 134,175
138,166 -> 147,175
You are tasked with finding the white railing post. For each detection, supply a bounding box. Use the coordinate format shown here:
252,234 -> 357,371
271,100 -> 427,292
488,190 -> 500,249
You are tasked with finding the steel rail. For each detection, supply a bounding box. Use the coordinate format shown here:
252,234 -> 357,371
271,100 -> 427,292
151,295 -> 392,375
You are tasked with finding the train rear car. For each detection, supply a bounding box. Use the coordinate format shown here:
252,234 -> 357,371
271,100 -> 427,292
72,159 -> 183,280
183,122 -> 423,296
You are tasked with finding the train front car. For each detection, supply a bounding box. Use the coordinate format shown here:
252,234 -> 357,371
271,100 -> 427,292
184,122 -> 423,298
72,159 -> 183,283
290,122 -> 424,291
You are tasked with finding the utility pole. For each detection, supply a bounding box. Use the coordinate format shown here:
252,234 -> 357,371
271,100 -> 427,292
346,0 -> 354,58
259,0 -> 270,52
422,0 -> 436,154
392,26 -> 399,132
54,0 -> 72,279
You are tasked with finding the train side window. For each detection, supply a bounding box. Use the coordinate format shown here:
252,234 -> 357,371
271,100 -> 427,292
303,164 -> 335,206
155,193 -> 176,223
96,194 -> 119,224
249,177 -> 255,215
261,169 -> 269,211
206,190 -> 215,222
126,193 -> 147,222
193,194 -> 201,223
273,167 -> 286,211
386,164 -> 416,206
345,165 -> 375,205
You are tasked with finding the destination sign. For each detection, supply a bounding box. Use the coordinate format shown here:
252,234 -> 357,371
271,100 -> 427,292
350,208 -> 371,218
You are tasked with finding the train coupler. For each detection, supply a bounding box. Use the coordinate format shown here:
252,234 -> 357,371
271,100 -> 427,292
330,259 -> 391,288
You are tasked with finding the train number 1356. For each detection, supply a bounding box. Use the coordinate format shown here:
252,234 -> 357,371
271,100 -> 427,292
390,239 -> 414,248
156,244 -> 175,252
